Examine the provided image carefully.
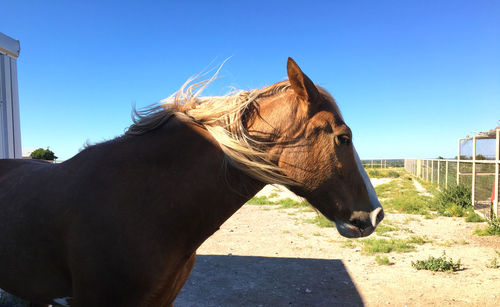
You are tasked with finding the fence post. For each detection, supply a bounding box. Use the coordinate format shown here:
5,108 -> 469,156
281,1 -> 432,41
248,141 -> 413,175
495,129 -> 499,217
472,136 -> 476,209
431,160 -> 434,183
457,139 -> 461,185
437,160 -> 440,188
426,160 -> 429,181
445,160 -> 449,188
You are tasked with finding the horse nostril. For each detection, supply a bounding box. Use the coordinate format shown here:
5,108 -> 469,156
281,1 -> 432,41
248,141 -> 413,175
370,207 -> 384,228
349,217 -> 371,230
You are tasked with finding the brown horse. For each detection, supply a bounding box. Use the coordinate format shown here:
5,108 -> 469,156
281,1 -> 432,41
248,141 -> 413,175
0,58 -> 383,306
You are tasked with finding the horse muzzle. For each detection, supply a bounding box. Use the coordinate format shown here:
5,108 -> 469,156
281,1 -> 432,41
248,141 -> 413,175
335,207 -> 384,238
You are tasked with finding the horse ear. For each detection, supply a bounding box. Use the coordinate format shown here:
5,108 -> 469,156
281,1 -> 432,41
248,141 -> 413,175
287,57 -> 320,103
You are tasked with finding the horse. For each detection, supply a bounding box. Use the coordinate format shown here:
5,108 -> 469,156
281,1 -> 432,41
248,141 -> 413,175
0,58 -> 383,306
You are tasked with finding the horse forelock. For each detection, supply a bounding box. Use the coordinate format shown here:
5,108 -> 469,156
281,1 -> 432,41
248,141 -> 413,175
125,77 -> 342,186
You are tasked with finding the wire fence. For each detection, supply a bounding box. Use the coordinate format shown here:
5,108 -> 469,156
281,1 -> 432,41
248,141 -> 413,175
404,158 -> 499,218
361,159 -> 405,169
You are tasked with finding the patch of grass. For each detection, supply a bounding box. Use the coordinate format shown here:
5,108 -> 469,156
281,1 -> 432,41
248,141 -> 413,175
277,198 -> 309,208
407,236 -> 432,244
424,213 -> 436,219
247,195 -> 275,205
375,255 -> 393,265
390,194 -> 432,215
367,168 -> 402,178
474,217 -> 500,236
304,215 -> 335,228
312,232 -> 322,236
487,257 -> 500,269
402,216 -> 419,224
374,223 -> 399,236
486,251 -> 500,269
415,177 -> 439,195
282,230 -> 290,234
268,192 -> 279,198
341,240 -> 357,248
412,252 -> 462,272
465,213 -> 484,223
361,238 -> 414,254
436,240 -> 457,247
375,175 -> 433,215
436,239 -> 458,247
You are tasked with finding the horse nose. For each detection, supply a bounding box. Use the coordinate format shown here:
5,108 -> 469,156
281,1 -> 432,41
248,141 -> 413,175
370,207 -> 384,228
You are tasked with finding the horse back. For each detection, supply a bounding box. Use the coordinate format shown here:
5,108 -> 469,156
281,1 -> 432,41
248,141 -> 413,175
0,159 -> 51,179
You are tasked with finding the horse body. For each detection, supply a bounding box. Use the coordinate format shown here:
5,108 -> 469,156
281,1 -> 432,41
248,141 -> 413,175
0,58 -> 383,306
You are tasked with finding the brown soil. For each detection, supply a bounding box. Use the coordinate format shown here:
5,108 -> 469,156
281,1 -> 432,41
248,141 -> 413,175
176,185 -> 500,307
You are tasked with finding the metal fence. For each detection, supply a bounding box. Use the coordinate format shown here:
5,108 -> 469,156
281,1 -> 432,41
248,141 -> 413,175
361,159 -> 405,169
404,158 -> 499,218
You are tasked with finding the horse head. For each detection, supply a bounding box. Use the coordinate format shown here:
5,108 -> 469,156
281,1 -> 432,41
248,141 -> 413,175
248,58 -> 384,238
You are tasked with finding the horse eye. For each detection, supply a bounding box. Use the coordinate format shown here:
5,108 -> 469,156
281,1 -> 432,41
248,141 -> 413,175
335,134 -> 351,146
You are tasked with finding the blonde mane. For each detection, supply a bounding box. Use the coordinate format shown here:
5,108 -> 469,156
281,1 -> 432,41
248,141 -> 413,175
126,78 -> 298,185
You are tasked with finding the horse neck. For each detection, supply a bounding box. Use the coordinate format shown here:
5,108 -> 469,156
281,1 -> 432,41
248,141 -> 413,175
74,116 -> 265,252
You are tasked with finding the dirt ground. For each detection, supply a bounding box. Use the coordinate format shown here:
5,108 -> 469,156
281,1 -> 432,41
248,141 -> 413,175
176,183 -> 500,307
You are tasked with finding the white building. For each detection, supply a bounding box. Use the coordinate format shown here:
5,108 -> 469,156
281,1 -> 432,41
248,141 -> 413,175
0,32 -> 21,159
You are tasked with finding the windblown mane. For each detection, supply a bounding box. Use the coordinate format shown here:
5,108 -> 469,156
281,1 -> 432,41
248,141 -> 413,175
126,77 -> 339,186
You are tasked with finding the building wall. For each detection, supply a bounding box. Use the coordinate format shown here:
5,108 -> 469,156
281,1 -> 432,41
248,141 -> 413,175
0,33 -> 21,159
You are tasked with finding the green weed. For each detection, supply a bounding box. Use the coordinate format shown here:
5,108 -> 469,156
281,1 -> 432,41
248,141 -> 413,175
360,237 -> 417,254
268,192 -> 279,198
430,184 -> 472,216
465,213 -> 484,223
486,251 -> 500,269
277,198 -> 309,208
412,252 -> 461,272
304,215 -> 335,228
341,240 -> 357,248
374,223 -> 399,236
474,218 -> 500,236
375,255 -> 393,265
247,196 -> 275,205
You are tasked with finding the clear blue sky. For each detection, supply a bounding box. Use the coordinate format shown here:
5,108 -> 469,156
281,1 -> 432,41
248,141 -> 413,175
1,0 -> 499,160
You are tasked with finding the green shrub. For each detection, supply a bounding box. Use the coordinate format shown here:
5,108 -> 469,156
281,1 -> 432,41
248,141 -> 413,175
30,147 -> 58,161
447,204 -> 466,217
465,213 -> 484,223
431,184 -> 472,215
412,253 -> 461,272
474,218 -> 500,236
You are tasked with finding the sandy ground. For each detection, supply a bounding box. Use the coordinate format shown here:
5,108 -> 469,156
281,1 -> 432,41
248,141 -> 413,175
176,181 -> 500,307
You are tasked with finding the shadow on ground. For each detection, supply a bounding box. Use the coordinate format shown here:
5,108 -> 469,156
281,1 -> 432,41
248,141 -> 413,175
175,254 -> 363,307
